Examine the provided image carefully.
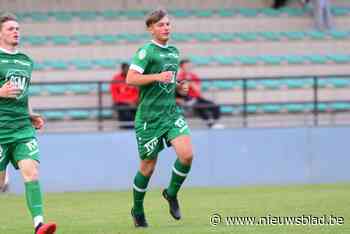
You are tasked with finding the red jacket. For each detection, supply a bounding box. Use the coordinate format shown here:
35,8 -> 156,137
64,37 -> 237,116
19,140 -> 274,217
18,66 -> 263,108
110,73 -> 139,105
177,70 -> 202,98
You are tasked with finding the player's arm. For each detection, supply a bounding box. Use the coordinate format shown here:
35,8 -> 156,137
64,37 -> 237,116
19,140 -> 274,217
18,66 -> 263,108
126,70 -> 172,86
0,81 -> 21,98
28,100 -> 45,130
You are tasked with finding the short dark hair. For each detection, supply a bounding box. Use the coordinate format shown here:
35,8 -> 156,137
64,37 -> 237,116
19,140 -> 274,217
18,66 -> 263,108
121,62 -> 129,70
145,9 -> 168,27
180,59 -> 191,67
0,12 -> 17,30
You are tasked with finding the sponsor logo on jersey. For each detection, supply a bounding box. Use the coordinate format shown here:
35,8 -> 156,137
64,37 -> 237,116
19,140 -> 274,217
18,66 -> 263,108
168,53 -> 179,58
5,69 -> 30,99
144,137 -> 158,154
0,59 -> 31,66
14,59 -> 31,67
159,63 -> 178,93
159,53 -> 179,58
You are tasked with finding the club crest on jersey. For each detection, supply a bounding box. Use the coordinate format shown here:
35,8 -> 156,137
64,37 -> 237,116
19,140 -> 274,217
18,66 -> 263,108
138,49 -> 146,60
159,64 -> 177,93
5,69 -> 30,99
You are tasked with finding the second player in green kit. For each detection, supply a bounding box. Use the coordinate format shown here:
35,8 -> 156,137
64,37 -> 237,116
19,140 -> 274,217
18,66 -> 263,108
127,9 -> 194,228
0,13 -> 57,234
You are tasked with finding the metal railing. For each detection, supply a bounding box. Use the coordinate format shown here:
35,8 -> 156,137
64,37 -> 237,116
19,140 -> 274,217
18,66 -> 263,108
32,75 -> 350,131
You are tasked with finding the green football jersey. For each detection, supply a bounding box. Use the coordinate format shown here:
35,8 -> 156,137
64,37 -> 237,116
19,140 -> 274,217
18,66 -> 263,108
130,40 -> 181,125
0,49 -> 36,144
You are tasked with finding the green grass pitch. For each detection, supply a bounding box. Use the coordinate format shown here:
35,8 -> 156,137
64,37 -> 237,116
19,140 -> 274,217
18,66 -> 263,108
1,183 -> 349,234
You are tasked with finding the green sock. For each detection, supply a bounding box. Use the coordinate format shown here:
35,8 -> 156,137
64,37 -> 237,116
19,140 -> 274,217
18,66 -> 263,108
167,158 -> 191,198
133,171 -> 150,215
25,181 -> 44,227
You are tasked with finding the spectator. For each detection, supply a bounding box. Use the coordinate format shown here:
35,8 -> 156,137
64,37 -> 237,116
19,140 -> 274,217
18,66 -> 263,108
302,0 -> 334,31
177,59 -> 224,129
110,63 -> 139,129
272,0 -> 289,9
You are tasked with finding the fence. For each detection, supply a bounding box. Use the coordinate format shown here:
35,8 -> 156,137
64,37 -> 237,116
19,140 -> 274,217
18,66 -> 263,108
31,75 -> 350,131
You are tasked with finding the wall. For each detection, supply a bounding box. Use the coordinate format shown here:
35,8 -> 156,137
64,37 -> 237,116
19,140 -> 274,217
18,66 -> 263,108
7,127 -> 350,193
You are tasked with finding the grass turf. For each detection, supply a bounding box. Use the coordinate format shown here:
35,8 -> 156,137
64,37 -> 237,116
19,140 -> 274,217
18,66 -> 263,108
0,183 -> 349,234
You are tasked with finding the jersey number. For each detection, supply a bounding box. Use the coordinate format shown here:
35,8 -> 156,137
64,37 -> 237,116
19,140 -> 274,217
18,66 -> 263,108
26,140 -> 38,152
175,118 -> 187,128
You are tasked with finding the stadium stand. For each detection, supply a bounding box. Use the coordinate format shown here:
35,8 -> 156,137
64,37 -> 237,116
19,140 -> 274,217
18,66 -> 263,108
3,0 -> 350,131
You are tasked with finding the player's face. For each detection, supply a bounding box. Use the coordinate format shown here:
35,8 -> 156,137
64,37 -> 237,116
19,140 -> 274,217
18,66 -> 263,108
0,20 -> 20,47
149,16 -> 171,44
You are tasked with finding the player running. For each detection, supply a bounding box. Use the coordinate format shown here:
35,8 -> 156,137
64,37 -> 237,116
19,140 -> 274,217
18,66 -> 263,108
127,9 -> 194,227
0,13 -> 57,234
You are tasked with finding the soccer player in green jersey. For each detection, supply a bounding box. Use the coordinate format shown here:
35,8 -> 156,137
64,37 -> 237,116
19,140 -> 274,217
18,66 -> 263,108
127,9 -> 194,227
0,13 -> 57,234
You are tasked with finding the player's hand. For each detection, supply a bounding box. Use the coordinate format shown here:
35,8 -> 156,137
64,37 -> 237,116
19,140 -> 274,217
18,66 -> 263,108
157,71 -> 173,83
0,81 -> 21,98
30,113 -> 45,130
176,80 -> 189,96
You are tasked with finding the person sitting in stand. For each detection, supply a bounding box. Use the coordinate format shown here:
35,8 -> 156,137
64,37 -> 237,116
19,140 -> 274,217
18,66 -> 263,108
177,59 -> 224,129
110,63 -> 139,129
